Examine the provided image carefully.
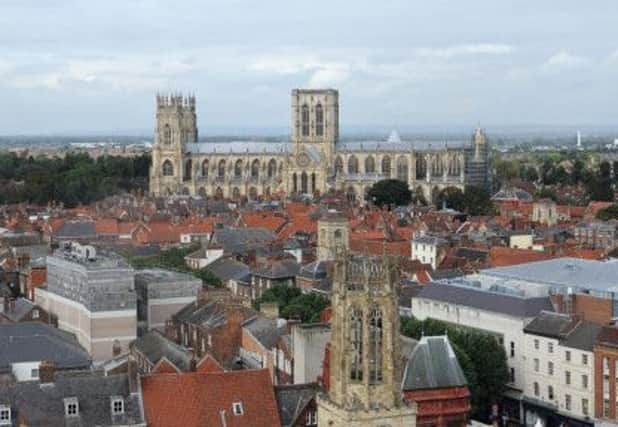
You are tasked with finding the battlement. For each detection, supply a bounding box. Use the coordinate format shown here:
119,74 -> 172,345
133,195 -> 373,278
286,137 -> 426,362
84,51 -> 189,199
156,92 -> 196,109
333,253 -> 398,292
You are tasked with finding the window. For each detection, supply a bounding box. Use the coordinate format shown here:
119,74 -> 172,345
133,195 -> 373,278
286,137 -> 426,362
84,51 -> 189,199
350,309 -> 363,381
548,385 -> 554,400
534,358 -> 539,372
365,156 -> 376,174
32,309 -> 39,319
582,374 -> 588,389
232,402 -> 243,416
315,103 -> 324,136
510,341 -> 515,358
565,394 -> 571,411
0,406 -> 10,425
301,104 -> 310,136
348,155 -> 359,174
548,361 -> 554,376
163,124 -> 172,145
582,354 -> 588,365
510,368 -> 515,383
548,342 -> 553,353
582,399 -> 589,416
534,339 -> 539,350
31,368 -> 39,379
306,410 -> 317,426
565,350 -> 571,362
565,370 -> 571,385
64,398 -> 79,417
162,160 -> 174,176
533,382 -> 539,397
111,398 -> 124,415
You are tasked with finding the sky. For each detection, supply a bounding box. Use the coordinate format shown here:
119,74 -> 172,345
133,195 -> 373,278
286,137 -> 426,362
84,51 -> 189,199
1,0 -> 617,135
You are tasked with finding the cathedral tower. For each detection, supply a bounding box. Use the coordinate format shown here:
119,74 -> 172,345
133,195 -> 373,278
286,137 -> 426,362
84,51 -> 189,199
317,214 -> 349,261
317,253 -> 417,427
288,89 -> 339,196
149,93 -> 198,196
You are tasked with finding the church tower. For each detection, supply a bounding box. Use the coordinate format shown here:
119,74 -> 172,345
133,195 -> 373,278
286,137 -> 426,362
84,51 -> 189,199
149,93 -> 198,196
317,253 -> 417,427
317,214 -> 349,261
288,89 -> 339,196
464,127 -> 489,188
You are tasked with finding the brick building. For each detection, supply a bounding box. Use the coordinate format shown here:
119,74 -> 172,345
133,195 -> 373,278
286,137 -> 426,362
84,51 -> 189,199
594,326 -> 618,423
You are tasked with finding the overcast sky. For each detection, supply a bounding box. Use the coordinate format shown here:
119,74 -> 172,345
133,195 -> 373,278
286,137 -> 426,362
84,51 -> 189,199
1,0 -> 617,135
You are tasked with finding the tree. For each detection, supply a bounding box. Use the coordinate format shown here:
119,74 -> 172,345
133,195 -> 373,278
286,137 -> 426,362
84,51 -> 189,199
366,179 -> 412,207
521,166 -> 539,183
463,186 -> 496,216
255,284 -> 329,323
194,268 -> 222,288
436,187 -> 465,211
597,204 -> 618,220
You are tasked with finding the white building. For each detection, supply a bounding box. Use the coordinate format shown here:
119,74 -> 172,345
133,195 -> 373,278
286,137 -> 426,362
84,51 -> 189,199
413,282 -> 555,393
411,235 -> 448,269
522,311 -> 599,427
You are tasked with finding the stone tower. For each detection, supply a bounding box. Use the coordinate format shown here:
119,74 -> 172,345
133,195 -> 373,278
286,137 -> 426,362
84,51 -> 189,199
288,89 -> 339,196
464,127 -> 489,188
317,253 -> 417,427
149,93 -> 198,196
317,214 -> 349,261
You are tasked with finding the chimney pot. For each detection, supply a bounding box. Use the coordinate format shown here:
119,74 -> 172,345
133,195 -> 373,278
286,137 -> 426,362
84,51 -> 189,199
39,361 -> 56,384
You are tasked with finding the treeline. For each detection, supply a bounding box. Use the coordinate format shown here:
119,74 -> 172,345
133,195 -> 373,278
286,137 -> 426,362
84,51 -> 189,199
495,155 -> 615,202
0,152 -> 150,207
401,317 -> 510,420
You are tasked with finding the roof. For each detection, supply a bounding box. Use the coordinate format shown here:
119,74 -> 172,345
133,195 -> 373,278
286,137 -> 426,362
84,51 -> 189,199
491,188 -> 533,202
0,322 -> 91,372
141,369 -> 281,427
336,139 -> 468,152
187,141 -> 289,155
131,330 -> 192,372
207,257 -> 251,283
213,227 -> 276,255
488,247 -> 555,268
135,268 -> 199,284
275,383 -> 319,427
413,235 -> 448,246
0,372 -> 144,426
244,317 -> 288,350
54,221 -> 97,239
523,312 -> 577,338
253,259 -> 300,279
402,335 -> 467,391
482,257 -> 618,294
416,283 -> 554,318
0,298 -> 38,322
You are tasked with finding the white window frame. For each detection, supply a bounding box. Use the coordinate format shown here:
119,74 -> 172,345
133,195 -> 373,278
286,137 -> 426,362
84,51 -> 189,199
64,397 -> 79,417
0,406 -> 11,425
232,402 -> 243,416
111,397 -> 124,415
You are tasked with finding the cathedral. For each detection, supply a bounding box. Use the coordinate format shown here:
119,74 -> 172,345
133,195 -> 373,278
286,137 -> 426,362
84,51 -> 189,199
149,89 -> 489,202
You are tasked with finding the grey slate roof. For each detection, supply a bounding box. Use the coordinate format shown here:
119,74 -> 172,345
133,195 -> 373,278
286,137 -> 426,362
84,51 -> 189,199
562,321 -> 602,352
275,383 -> 319,427
244,317 -> 288,350
253,259 -> 300,279
187,141 -> 289,155
207,257 -> 251,283
416,283 -> 554,318
0,372 -> 145,426
402,335 -> 467,391
0,298 -> 37,322
0,322 -> 91,372
524,311 -> 602,351
54,221 -> 97,239
130,330 -> 191,371
212,227 -> 276,255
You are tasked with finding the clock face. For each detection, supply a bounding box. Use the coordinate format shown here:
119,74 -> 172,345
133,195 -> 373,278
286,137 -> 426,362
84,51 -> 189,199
297,152 -> 311,167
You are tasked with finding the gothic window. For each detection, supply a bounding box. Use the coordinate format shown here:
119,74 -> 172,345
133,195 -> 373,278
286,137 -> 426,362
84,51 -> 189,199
348,155 -> 359,174
251,159 -> 260,178
163,124 -> 171,145
184,159 -> 192,181
234,159 -> 243,177
416,156 -> 427,179
301,172 -> 308,194
334,156 -> 344,175
365,156 -> 376,174
215,187 -> 224,199
201,159 -> 209,177
232,187 -> 241,200
218,160 -> 226,178
292,173 -> 298,193
311,173 -> 316,193
268,159 -> 277,177
368,308 -> 383,384
249,186 -> 258,200
381,156 -> 391,176
396,156 -> 408,182
334,229 -> 343,246
301,104 -> 310,136
198,187 -> 206,197
315,103 -> 324,136
350,308 -> 363,381
162,160 -> 174,176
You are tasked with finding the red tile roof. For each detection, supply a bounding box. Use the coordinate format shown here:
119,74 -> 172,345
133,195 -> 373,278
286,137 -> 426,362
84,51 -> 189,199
196,355 -> 224,374
95,218 -> 119,235
241,212 -> 287,233
488,247 -> 555,267
142,369 -> 280,427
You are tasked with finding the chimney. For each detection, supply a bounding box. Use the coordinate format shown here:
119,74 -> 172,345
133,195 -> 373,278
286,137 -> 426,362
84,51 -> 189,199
127,354 -> 138,394
39,361 -> 56,384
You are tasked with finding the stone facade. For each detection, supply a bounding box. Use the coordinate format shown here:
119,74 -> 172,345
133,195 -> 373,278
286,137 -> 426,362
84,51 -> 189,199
149,89 -> 489,202
317,253 -> 416,427
317,215 -> 349,261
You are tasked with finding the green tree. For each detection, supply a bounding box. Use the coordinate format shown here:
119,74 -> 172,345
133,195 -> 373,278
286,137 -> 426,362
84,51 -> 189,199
464,185 -> 496,216
255,284 -> 329,323
366,179 -> 412,207
194,268 -> 223,288
436,187 -> 465,211
597,204 -> 618,220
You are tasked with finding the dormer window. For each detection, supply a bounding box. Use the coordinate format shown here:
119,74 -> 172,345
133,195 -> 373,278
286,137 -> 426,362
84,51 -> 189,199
0,405 -> 11,425
64,397 -> 79,417
232,402 -> 243,415
111,397 -> 124,415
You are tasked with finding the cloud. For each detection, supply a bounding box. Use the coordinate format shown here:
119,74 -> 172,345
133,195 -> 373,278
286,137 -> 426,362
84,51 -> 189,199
415,43 -> 513,59
544,51 -> 587,68
308,67 -> 350,88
